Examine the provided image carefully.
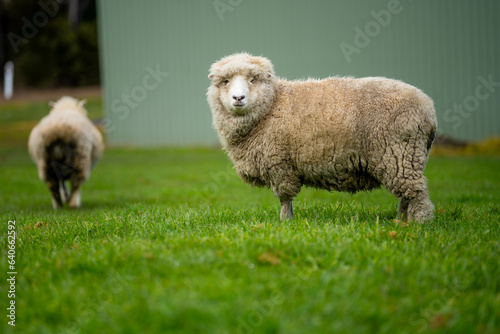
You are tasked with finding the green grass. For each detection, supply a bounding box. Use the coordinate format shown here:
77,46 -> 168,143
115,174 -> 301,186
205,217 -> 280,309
1,100 -> 500,333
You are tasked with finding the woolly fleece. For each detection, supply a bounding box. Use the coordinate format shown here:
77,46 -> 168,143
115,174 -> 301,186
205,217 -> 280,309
28,96 -> 104,209
207,53 -> 437,221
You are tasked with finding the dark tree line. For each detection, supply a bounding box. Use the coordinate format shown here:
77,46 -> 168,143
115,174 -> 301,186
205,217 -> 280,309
0,0 -> 99,88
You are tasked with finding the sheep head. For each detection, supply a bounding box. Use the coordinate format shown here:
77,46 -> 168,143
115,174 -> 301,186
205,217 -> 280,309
208,53 -> 277,116
49,96 -> 88,115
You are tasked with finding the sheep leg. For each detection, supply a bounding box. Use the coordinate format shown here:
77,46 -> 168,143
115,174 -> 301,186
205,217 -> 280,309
280,198 -> 294,220
68,156 -> 91,208
68,177 -> 83,209
407,189 -> 434,223
68,173 -> 85,208
68,187 -> 82,208
60,180 -> 70,203
47,181 -> 63,209
275,177 -> 301,220
398,197 -> 410,221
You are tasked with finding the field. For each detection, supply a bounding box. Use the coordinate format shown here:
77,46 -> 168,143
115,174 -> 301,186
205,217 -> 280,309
1,99 -> 499,333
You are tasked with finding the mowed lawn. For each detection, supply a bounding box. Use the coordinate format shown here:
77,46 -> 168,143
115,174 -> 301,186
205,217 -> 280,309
1,100 -> 500,333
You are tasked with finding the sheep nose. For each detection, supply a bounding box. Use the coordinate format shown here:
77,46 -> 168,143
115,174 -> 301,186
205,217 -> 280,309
232,95 -> 245,102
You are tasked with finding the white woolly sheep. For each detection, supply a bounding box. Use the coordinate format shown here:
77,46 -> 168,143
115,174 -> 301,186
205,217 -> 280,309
28,96 -> 104,209
207,53 -> 437,222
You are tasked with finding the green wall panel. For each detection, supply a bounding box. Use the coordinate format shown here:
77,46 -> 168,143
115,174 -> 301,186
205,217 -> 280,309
97,0 -> 500,146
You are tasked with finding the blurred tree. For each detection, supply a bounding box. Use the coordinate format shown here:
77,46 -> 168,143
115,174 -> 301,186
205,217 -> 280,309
1,0 -> 99,88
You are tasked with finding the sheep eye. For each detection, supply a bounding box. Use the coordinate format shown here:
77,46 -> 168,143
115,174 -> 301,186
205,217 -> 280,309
250,78 -> 256,84
223,79 -> 230,85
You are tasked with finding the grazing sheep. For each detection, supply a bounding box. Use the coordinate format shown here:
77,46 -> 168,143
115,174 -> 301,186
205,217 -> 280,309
207,53 -> 437,222
28,96 -> 104,209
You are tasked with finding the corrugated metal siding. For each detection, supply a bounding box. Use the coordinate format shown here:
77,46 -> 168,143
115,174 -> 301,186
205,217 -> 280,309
97,0 -> 500,146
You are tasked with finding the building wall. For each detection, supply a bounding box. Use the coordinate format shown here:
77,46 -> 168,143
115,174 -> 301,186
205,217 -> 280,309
97,0 -> 500,146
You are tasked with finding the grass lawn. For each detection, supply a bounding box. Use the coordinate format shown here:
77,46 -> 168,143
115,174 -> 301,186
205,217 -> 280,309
1,99 -> 499,333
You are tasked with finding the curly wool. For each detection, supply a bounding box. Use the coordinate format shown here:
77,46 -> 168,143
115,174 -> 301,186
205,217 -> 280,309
28,96 -> 104,209
207,53 -> 437,222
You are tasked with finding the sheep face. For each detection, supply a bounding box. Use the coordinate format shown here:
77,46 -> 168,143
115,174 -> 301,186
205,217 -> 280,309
222,74 -> 257,115
208,53 -> 278,117
209,72 -> 276,117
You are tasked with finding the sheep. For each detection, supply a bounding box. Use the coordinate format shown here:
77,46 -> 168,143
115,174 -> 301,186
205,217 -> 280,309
207,52 -> 437,222
28,96 -> 104,209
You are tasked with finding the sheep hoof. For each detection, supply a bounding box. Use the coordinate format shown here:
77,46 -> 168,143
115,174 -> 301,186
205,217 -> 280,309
51,197 -> 63,210
411,211 -> 434,224
68,191 -> 82,209
405,193 -> 434,223
68,202 -> 81,209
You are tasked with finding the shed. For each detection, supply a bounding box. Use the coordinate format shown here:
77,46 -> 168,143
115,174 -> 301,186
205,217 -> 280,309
97,0 -> 500,146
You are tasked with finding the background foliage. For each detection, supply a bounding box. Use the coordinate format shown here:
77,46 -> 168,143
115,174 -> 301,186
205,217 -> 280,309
0,0 -> 99,87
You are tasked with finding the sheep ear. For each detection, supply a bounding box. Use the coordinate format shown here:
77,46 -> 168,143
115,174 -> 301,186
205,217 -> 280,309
79,99 -> 87,107
208,74 -> 215,80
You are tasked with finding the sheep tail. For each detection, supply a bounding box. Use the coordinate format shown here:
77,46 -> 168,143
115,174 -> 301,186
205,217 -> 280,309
52,145 -> 65,161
